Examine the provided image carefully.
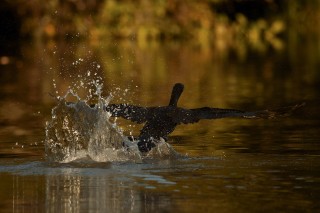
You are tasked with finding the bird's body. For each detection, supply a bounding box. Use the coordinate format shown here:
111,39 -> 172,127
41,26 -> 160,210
106,83 -> 185,151
105,83 -> 303,152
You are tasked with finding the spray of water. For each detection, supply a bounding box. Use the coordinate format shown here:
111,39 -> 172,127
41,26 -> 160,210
45,85 -> 143,163
45,57 -> 179,163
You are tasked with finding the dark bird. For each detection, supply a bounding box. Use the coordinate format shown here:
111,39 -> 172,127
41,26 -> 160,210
105,83 -> 304,152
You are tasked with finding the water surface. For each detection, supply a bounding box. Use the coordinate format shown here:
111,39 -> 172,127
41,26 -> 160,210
0,38 -> 319,212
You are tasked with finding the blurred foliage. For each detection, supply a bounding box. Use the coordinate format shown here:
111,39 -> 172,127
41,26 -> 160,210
4,0 -> 320,48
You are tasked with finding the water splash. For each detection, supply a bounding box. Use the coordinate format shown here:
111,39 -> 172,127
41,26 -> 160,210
46,57 -> 181,163
45,87 -> 180,163
45,87 -> 142,163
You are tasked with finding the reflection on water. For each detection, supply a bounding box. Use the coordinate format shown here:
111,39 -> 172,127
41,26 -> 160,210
0,35 -> 320,212
1,155 -> 319,212
1,161 -> 178,212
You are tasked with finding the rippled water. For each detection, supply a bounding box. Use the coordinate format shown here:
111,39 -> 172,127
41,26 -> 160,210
0,38 -> 319,212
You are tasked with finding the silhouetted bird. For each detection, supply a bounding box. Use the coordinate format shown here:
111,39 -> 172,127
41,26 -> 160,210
105,83 -> 304,152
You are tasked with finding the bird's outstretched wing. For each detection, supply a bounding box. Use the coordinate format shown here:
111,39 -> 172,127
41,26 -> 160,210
105,104 -> 150,123
173,107 -> 247,124
243,103 -> 305,119
174,103 -> 305,124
